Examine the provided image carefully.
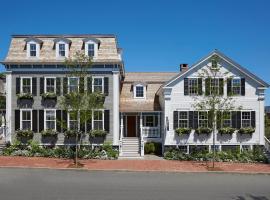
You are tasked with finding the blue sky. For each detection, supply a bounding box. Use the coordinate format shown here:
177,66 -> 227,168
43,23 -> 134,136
0,0 -> 270,104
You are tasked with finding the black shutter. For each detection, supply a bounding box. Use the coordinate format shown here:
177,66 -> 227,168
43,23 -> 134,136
104,110 -> 110,132
216,111 -> 221,129
62,110 -> 67,132
227,78 -> 232,96
251,111 -> 256,128
32,78 -> 37,96
184,78 -> 189,96
193,111 -> 198,129
40,77 -> 44,95
237,111 -> 242,129
15,110 -> 20,130
56,78 -> 61,95
32,110 -> 38,132
241,78 -> 245,96
205,78 -> 210,96
79,77 -> 84,93
198,78 -> 202,95
16,78 -> 20,94
56,110 -> 62,132
189,111 -> 194,128
80,111 -> 86,132
87,77 -> 92,93
208,111 -> 213,129
63,78 -> 68,94
39,110 -> 44,132
219,78 -> 224,95
232,111 -> 237,128
173,111 -> 178,129
86,110 -> 92,132
104,77 -> 109,96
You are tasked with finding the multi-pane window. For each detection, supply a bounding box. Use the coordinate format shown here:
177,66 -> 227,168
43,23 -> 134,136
21,110 -> 31,130
69,111 -> 79,130
232,78 -> 241,95
45,78 -> 55,93
143,115 -> 158,127
88,43 -> 95,57
188,78 -> 198,95
222,112 -> 231,127
198,112 -> 208,128
30,44 -> 36,57
21,78 -> 32,94
93,77 -> 103,93
178,111 -> 188,128
135,86 -> 144,98
210,79 -> 219,95
59,44 -> 66,57
45,110 -> 56,130
68,77 -> 79,93
242,112 -> 251,128
93,110 -> 103,130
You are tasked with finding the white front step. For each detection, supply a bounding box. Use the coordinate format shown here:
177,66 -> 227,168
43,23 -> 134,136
121,137 -> 142,158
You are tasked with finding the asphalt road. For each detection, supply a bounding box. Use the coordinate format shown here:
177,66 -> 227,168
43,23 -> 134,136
0,168 -> 269,200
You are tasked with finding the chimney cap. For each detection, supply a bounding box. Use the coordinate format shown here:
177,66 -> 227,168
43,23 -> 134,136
180,63 -> 188,72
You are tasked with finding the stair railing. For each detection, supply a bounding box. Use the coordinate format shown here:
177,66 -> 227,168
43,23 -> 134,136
265,136 -> 270,153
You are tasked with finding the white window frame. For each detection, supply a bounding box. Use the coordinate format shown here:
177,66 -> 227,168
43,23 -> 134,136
44,109 -> 56,130
188,78 -> 198,95
56,41 -> 69,58
20,77 -> 32,94
178,111 -> 189,128
68,77 -> 79,93
92,77 -> 104,93
222,111 -> 232,128
210,78 -> 220,95
67,110 -> 80,130
143,115 -> 158,127
44,77 -> 56,93
20,109 -> 32,130
92,109 -> 104,130
198,111 -> 208,128
27,41 -> 40,58
241,111 -> 251,128
134,84 -> 146,99
232,78 -> 241,95
85,40 -> 98,59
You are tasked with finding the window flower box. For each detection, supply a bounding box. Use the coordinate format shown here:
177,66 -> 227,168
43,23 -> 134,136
195,127 -> 212,135
17,93 -> 33,100
175,128 -> 191,136
41,92 -> 57,100
88,129 -> 108,138
16,129 -> 34,138
64,130 -> 81,138
238,127 -> 255,135
41,129 -> 58,137
218,127 -> 236,135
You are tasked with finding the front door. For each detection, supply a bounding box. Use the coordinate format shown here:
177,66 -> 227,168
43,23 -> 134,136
126,116 -> 137,137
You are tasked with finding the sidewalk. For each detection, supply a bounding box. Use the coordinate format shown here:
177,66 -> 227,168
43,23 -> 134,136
0,156 -> 269,173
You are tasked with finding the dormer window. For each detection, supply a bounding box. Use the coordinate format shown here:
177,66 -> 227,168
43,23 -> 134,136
59,43 -> 66,57
134,84 -> 146,99
54,38 -> 71,58
30,44 -> 36,57
25,37 -> 42,58
83,38 -> 100,59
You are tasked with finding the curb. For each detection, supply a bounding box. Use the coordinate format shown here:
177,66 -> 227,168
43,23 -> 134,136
0,166 -> 270,175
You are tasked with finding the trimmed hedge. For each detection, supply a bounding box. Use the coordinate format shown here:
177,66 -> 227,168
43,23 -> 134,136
144,142 -> 162,155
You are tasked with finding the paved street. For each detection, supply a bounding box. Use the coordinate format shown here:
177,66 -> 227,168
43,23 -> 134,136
0,168 -> 269,200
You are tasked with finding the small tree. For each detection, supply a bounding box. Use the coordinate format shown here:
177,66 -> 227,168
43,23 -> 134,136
192,55 -> 241,168
60,52 -> 104,166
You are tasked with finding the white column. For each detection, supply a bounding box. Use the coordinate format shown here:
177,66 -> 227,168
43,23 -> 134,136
112,71 -> 120,146
5,72 -> 12,143
140,112 -> 144,156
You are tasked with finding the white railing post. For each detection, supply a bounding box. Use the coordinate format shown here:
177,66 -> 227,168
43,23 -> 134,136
119,113 -> 124,156
140,113 -> 144,156
265,136 -> 270,152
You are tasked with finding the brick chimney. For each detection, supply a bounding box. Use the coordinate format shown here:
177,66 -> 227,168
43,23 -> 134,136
180,64 -> 188,72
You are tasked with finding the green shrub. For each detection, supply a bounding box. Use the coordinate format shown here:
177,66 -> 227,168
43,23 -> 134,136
17,93 -> 33,99
88,130 -> 107,138
144,142 -> 155,154
41,92 -> 57,99
195,127 -> 212,134
64,130 -> 80,138
238,127 -> 255,135
16,129 -> 34,138
175,128 -> 191,136
41,129 -> 58,137
218,127 -> 235,135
